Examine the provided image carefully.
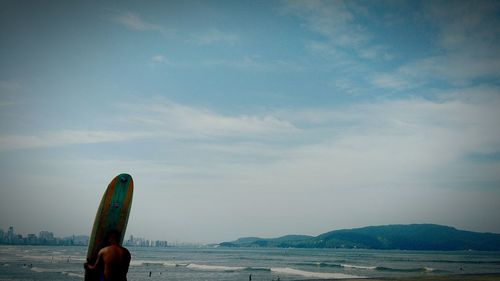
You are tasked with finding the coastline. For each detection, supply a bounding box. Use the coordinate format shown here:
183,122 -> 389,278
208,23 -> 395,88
300,273 -> 500,281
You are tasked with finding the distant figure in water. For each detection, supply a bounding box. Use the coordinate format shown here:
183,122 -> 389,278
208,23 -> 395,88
249,273 -> 252,280
84,230 -> 131,281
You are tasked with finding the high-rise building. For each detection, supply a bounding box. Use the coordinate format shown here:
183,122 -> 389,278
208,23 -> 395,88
27,234 -> 37,244
39,231 -> 54,244
7,226 -> 14,243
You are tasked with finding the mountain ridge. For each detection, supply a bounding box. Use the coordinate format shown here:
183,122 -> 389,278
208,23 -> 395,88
219,224 -> 500,251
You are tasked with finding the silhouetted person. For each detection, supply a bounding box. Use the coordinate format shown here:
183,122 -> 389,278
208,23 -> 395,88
84,231 -> 131,281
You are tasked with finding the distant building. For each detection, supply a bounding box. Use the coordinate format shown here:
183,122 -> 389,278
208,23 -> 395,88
27,234 -> 37,244
39,231 -> 54,244
155,240 -> 168,247
7,226 -> 14,243
72,235 -> 89,246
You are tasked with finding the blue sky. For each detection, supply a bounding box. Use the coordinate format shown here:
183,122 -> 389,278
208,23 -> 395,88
1,0 -> 499,243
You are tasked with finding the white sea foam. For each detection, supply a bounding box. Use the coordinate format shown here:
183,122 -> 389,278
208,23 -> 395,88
129,259 -> 181,267
62,271 -> 84,278
21,255 -> 47,260
341,263 -> 377,270
271,267 -> 364,279
186,263 -> 245,272
30,267 -> 59,273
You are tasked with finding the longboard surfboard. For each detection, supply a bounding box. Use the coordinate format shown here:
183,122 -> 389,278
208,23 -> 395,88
85,173 -> 134,281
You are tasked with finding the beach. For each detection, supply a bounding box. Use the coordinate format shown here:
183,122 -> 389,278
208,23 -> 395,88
307,274 -> 500,281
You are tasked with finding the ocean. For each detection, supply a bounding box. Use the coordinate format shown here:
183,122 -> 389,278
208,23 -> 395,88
1,245 -> 499,280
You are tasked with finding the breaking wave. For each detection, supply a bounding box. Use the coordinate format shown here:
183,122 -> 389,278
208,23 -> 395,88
271,267 -> 363,279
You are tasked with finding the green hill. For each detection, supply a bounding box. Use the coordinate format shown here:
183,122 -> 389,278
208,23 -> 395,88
219,224 -> 500,251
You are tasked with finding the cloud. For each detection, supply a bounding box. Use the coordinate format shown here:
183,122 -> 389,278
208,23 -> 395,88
283,0 -> 396,64
260,92 -> 500,194
372,1 -> 500,89
113,89 -> 500,194
3,91 -> 500,239
110,11 -> 171,36
0,130 -> 150,151
0,99 -> 297,151
150,54 -> 167,65
120,98 -> 298,138
371,73 -> 411,90
282,0 -> 369,47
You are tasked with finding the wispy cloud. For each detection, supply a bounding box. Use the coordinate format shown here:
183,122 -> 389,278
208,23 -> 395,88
371,73 -> 411,91
282,0 -> 394,63
150,54 -> 167,65
0,130 -> 150,151
120,98 -> 298,138
0,99 -> 297,151
125,92 -> 500,191
110,11 -> 172,36
282,0 -> 370,47
372,1 -> 500,89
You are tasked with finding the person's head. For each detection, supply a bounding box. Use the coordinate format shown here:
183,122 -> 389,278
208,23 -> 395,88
106,230 -> 121,245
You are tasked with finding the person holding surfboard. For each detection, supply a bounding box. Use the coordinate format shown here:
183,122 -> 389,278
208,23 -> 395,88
85,173 -> 134,281
84,230 -> 131,281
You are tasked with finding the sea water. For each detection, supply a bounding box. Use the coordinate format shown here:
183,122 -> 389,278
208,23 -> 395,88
1,245 -> 499,280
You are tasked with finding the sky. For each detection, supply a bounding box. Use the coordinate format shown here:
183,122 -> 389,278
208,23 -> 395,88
1,0 -> 500,244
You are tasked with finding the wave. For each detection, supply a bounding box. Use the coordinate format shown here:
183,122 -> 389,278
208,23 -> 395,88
341,263 -> 377,270
297,262 -> 447,273
375,266 -> 443,273
247,267 -> 272,272
30,267 -> 84,279
342,264 -> 444,273
298,262 -> 343,268
162,263 -> 272,272
130,259 -> 185,267
62,271 -> 84,278
271,267 -> 363,279
30,267 -> 60,273
186,263 -> 245,272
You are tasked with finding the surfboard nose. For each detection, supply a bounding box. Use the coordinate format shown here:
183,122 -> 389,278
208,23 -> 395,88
118,173 -> 132,183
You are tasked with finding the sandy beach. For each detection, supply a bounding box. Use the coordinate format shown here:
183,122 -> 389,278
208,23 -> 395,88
301,273 -> 500,281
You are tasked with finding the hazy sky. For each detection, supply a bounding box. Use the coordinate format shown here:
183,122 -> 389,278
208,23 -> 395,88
1,0 -> 500,243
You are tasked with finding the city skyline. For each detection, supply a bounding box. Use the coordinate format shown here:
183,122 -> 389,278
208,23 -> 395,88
0,225 -> 173,247
1,0 -> 500,243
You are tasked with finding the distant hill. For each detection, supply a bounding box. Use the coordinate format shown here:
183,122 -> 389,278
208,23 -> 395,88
219,224 -> 500,251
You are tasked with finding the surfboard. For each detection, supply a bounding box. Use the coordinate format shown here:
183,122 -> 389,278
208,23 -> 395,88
85,173 -> 134,281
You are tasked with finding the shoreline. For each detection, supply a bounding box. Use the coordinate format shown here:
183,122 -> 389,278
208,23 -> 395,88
300,273 -> 500,281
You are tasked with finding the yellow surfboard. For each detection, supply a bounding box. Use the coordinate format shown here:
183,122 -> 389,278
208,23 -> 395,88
85,173 -> 134,281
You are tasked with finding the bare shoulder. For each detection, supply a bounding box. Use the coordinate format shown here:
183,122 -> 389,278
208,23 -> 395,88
121,246 -> 131,257
98,246 -> 110,255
